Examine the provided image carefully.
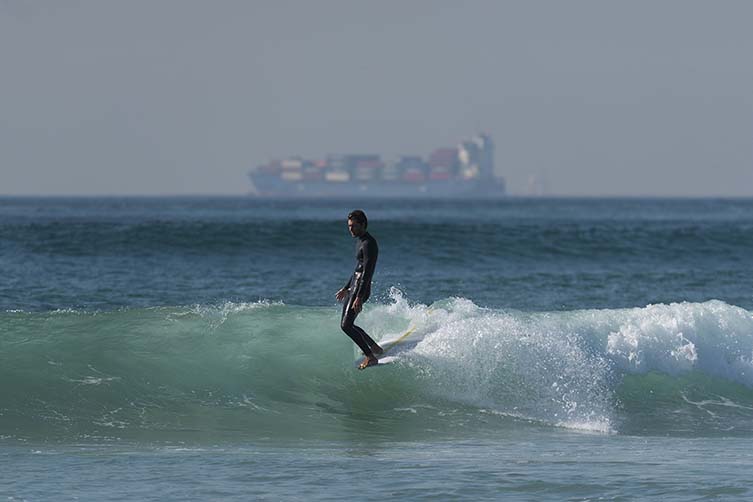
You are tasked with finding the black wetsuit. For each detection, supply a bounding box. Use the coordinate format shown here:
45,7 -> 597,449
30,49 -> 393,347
341,231 -> 380,356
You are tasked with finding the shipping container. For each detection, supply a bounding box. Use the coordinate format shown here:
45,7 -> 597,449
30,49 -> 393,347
281,171 -> 304,181
428,148 -> 458,168
325,170 -> 351,183
354,168 -> 377,181
429,171 -> 451,181
281,158 -> 304,170
381,161 -> 400,181
355,159 -> 384,170
401,169 -> 426,183
303,161 -> 320,173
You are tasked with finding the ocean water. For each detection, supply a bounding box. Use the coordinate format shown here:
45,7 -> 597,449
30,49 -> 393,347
2,196 -> 753,500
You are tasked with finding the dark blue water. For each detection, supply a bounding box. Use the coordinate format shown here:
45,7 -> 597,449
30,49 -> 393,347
2,197 -> 753,500
2,197 -> 752,312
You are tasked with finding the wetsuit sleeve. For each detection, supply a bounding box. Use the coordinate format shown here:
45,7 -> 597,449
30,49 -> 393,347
354,237 -> 378,301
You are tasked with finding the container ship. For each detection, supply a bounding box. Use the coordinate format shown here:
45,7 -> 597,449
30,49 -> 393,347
248,134 -> 505,198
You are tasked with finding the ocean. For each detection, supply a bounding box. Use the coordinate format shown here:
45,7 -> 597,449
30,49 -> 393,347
2,196 -> 753,500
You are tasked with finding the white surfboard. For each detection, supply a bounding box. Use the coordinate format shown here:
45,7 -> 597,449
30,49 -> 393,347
375,355 -> 398,365
355,326 -> 417,369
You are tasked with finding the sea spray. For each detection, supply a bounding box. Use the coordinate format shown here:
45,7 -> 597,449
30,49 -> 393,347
368,294 -> 615,432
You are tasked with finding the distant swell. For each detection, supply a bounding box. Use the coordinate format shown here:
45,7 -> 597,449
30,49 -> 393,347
2,293 -> 753,441
5,220 -> 753,261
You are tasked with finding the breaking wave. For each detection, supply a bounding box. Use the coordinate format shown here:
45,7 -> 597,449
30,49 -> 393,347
2,291 -> 753,442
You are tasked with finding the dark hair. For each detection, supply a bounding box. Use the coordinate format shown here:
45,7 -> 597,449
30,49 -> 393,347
348,209 -> 368,228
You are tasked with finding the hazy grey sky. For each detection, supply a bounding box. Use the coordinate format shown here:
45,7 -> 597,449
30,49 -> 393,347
1,0 -> 752,196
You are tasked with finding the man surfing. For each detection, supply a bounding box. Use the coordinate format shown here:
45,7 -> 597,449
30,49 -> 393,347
336,209 -> 383,369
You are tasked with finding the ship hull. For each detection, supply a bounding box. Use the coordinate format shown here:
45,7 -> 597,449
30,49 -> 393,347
249,174 -> 505,199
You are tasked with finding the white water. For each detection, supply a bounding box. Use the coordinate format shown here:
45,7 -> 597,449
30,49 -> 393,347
362,290 -> 753,432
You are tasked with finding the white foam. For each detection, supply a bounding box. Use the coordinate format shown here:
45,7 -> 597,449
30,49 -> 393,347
367,293 -> 753,433
605,300 -> 753,386
65,376 -> 120,386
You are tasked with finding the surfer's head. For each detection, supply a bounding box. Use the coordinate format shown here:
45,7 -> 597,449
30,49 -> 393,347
348,210 -> 368,237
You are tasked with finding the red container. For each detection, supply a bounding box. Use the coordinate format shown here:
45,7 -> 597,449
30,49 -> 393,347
402,171 -> 426,183
429,148 -> 458,168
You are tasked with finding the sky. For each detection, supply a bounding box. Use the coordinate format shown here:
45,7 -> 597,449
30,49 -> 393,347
1,0 -> 752,196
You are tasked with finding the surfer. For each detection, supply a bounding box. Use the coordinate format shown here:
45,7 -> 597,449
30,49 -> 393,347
336,209 -> 383,369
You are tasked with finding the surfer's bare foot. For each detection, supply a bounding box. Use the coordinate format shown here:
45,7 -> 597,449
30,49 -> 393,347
358,356 -> 378,370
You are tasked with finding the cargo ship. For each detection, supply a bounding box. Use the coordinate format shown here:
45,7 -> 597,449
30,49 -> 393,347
248,134 -> 505,198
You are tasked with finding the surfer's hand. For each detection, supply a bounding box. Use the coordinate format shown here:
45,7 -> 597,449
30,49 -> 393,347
352,296 -> 362,313
335,288 -> 347,302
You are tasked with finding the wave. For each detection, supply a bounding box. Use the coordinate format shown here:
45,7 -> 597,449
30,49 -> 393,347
2,292 -> 753,442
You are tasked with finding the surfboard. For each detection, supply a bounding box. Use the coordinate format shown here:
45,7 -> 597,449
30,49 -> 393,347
354,308 -> 433,370
355,326 -> 417,370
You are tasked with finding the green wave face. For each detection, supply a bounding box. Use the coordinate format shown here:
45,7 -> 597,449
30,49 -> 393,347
3,295 -> 753,442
